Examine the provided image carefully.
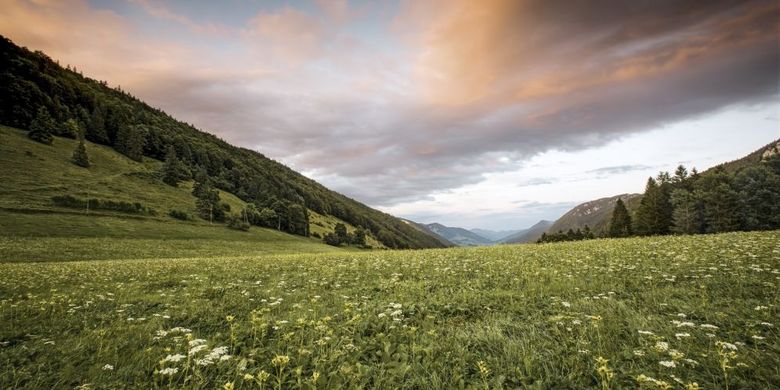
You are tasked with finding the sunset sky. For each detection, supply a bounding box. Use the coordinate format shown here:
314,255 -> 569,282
2,0 -> 778,230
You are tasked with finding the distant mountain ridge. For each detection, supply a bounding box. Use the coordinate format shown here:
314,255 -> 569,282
425,223 -> 494,246
546,194 -> 642,236
501,220 -> 554,244
470,228 -> 524,242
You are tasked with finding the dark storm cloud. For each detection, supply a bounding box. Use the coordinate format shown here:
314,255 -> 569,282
9,0 -> 774,206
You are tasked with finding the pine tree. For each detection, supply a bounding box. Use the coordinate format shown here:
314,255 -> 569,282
28,107 -> 55,144
87,105 -> 109,144
334,223 -> 348,243
670,189 -> 702,234
608,198 -> 632,237
703,183 -> 741,233
161,146 -> 189,187
71,138 -> 90,168
634,176 -> 673,236
115,125 -> 145,161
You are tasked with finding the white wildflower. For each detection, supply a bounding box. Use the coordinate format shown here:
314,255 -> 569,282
659,360 -> 676,368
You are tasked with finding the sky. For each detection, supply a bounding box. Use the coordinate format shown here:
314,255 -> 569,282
1,0 -> 778,230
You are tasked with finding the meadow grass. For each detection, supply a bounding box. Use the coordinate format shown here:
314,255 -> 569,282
1,231 -> 778,389
0,211 -> 348,262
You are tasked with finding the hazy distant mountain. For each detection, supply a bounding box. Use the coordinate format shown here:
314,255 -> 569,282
547,194 -> 643,236
501,220 -> 554,244
470,228 -> 525,242
425,223 -> 494,246
400,219 -> 456,247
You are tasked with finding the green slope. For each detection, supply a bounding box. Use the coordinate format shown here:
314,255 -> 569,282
0,125 -> 357,261
0,35 -> 445,249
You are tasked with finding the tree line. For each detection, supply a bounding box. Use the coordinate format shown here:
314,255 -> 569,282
607,158 -> 780,239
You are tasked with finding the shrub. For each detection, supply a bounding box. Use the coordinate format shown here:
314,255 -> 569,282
168,209 -> 192,221
226,214 -> 250,231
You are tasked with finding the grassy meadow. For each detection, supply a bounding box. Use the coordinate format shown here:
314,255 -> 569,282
1,231 -> 778,389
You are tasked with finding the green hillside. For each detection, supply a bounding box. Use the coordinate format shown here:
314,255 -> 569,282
547,194 -> 643,236
0,125 -> 377,261
0,35 -> 445,249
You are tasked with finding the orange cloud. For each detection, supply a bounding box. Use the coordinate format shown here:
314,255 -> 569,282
401,0 -> 779,110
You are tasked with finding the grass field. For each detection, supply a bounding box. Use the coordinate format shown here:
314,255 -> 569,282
1,231 -> 778,389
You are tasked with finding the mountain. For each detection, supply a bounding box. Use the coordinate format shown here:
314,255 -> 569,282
705,139 -> 780,174
400,219 -> 456,247
425,223 -> 494,246
547,194 -> 643,236
501,220 -> 554,244
0,35 -> 446,249
470,228 -> 525,242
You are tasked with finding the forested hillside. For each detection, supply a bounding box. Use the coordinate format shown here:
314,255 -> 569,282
0,35 -> 445,249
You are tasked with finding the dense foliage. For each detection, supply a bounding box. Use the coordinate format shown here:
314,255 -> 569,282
623,158 -> 780,238
51,195 -> 156,215
2,231 -> 778,388
0,36 -> 444,249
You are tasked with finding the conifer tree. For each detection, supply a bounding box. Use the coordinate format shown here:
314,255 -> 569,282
608,198 -> 632,237
28,106 -> 55,144
161,146 -> 189,187
670,189 -> 702,234
72,138 -> 90,167
634,176 -> 673,236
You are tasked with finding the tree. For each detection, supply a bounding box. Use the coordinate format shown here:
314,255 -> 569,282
353,227 -> 367,246
323,232 -> 341,246
670,189 -> 703,234
608,198 -> 632,237
28,106 -> 55,144
334,223 -> 348,243
634,177 -> 672,236
193,178 -> 222,222
61,118 -> 81,139
734,166 -> 780,231
161,146 -> 189,187
87,105 -> 109,144
258,208 -> 278,228
115,124 -> 146,161
702,183 -> 741,233
71,138 -> 90,168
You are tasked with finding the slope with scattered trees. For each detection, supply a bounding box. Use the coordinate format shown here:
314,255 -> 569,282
0,35 -> 445,249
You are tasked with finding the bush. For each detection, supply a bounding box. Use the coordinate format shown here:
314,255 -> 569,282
51,195 -> 156,215
168,209 -> 192,221
227,214 -> 250,231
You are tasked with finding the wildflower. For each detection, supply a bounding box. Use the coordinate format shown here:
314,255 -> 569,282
223,382 -> 234,390
158,367 -> 179,376
188,344 -> 207,356
161,354 -> 186,364
700,324 -> 719,330
188,338 -> 206,347
659,360 -> 676,368
561,301 -> 571,308
102,364 -> 114,371
477,360 -> 491,378
272,355 -> 290,367
243,373 -> 254,381
685,383 -> 700,390
653,341 -> 669,352
257,370 -> 270,382
675,333 -> 690,339
751,335 -> 765,340
311,371 -> 320,384
633,349 -> 645,357
754,306 -> 769,311
226,315 -> 235,322
638,330 -> 655,335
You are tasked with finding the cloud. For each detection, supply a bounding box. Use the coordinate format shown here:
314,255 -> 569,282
1,0 -> 777,209
586,165 -> 655,177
